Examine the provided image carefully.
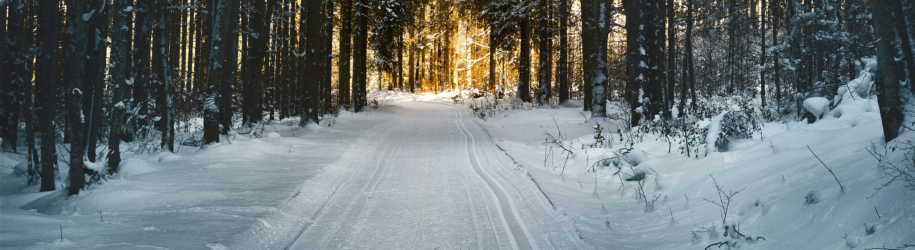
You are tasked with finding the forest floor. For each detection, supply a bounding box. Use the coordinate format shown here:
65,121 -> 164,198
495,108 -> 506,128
1,90 -> 914,249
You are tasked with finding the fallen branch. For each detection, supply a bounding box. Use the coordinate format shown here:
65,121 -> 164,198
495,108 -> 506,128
807,145 -> 845,192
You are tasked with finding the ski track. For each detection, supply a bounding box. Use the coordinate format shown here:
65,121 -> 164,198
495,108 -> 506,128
281,102 -> 588,249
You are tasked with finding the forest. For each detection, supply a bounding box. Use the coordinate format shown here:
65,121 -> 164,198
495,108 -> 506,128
1,0 -> 914,248
0,0 -> 908,194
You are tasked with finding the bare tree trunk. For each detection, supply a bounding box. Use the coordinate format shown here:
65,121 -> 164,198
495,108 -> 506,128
108,0 -> 133,174
872,1 -> 904,142
666,0 -> 676,116
338,0 -> 352,109
220,0 -> 239,134
558,0 -> 570,103
154,0 -> 175,152
760,0 -> 767,110
301,0 -> 325,125
37,0 -> 61,191
324,0 -> 335,114
64,0 -> 88,195
204,0 -> 229,145
352,0 -> 368,112
134,0 -> 152,140
538,0 -> 552,106
1,0 -> 25,153
519,4 -> 531,103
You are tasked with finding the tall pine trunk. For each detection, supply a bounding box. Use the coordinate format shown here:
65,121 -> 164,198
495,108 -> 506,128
558,0 -> 569,103
204,0 -> 230,145
1,0 -> 25,153
518,5 -> 531,103
108,0 -> 132,174
339,0 -> 353,109
65,0 -> 88,195
872,1 -> 904,142
352,0 -> 368,112
220,0 -> 239,134
537,0 -> 552,106
37,0 -> 61,191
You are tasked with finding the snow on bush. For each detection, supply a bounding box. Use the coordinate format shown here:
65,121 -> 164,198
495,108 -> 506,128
803,97 -> 831,119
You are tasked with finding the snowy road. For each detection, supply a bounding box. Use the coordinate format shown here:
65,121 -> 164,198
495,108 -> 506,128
276,102 -> 587,249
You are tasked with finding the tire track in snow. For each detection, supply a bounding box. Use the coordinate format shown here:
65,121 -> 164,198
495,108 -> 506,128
454,109 -> 538,250
284,121 -> 404,250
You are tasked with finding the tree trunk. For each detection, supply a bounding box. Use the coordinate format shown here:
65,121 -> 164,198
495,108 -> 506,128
154,0 -> 175,152
85,0 -> 107,161
1,0 -> 25,153
204,0 -> 229,145
489,28 -> 497,94
352,0 -> 368,112
65,0 -> 88,195
519,5 -> 531,103
538,0 -> 552,106
133,0 -> 152,140
666,0 -> 675,116
108,0 -> 132,174
558,0 -> 569,103
872,1 -> 904,142
773,0 -> 780,111
220,0 -> 239,134
891,0 -> 915,91
301,0 -> 324,125
686,0 -> 696,110
324,0 -> 334,114
37,0 -> 61,192
338,0 -> 352,109
760,0 -> 767,110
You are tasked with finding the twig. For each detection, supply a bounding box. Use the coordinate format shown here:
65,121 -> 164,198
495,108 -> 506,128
807,145 -> 845,191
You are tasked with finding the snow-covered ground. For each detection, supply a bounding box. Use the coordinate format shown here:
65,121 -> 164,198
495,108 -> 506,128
477,97 -> 914,249
1,88 -> 913,249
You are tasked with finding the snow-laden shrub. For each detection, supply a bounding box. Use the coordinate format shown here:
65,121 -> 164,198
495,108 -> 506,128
715,107 -> 763,152
803,97 -> 831,120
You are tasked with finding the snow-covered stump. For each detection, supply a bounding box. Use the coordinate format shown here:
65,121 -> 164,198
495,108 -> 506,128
803,97 -> 831,123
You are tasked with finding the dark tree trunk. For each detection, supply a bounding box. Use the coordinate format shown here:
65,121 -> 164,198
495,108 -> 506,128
85,0 -> 107,162
872,1 -> 904,142
2,0 -> 25,153
760,0 -> 767,110
204,0 -> 229,145
133,0 -> 152,140
538,0 -> 552,106
154,0 -> 174,152
352,0 -> 368,112
301,0 -> 324,125
489,27 -> 497,94
37,0 -> 61,191
519,7 -> 531,103
324,0 -> 335,114
108,0 -> 132,174
64,0 -> 88,196
686,0 -> 696,110
220,0 -> 239,134
891,0 -> 915,91
666,0 -> 675,116
558,0 -> 570,103
407,32 -> 416,93
338,0 -> 353,109
773,0 -> 780,111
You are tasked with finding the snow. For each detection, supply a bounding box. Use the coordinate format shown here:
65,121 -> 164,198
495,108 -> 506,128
804,97 -> 831,119
1,88 -> 913,249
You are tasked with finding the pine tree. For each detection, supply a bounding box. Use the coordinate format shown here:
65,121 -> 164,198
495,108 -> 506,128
204,0 -> 230,145
871,1 -> 904,142
64,0 -> 88,195
36,0 -> 61,191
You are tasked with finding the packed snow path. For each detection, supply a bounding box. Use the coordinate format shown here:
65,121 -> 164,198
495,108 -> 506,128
268,102 -> 586,249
